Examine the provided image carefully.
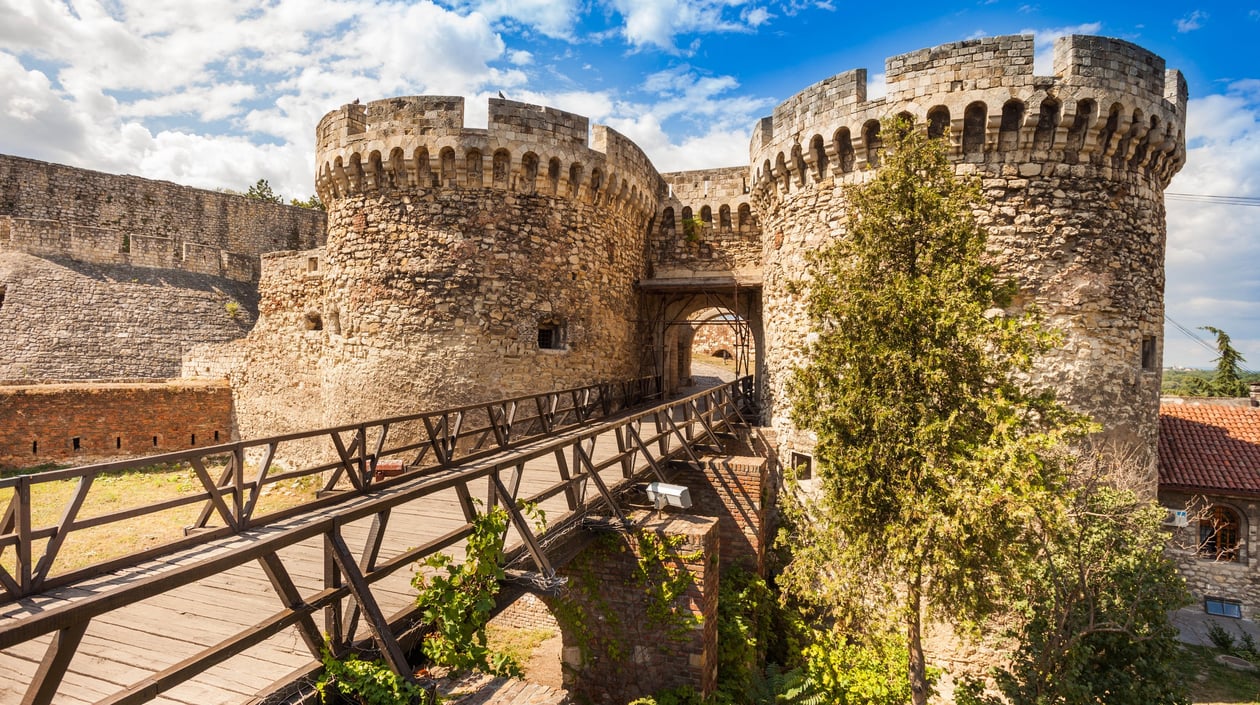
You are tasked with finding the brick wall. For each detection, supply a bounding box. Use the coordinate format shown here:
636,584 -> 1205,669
546,513 -> 719,703
672,456 -> 769,574
0,381 -> 235,469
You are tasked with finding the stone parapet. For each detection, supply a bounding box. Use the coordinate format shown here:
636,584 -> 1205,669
749,34 -> 1187,206
314,97 -> 663,222
654,167 -> 763,275
0,154 -> 325,282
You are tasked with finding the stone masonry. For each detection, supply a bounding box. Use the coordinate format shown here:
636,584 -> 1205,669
750,35 -> 1186,466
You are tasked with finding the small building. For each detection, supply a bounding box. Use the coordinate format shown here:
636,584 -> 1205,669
1159,385 -> 1260,620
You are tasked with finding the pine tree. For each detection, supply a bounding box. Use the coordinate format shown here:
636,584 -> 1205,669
784,116 -> 1089,705
1202,325 -> 1248,397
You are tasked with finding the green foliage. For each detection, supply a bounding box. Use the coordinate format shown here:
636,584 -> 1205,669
244,178 -> 284,203
291,193 -> 326,210
633,530 -> 704,638
981,476 -> 1191,705
1162,367 -> 1260,396
1203,326 -> 1250,397
797,630 -> 933,705
682,217 -> 707,242
712,566 -> 777,703
316,646 -> 425,705
224,300 -> 241,319
783,115 -> 1089,703
411,502 -> 541,678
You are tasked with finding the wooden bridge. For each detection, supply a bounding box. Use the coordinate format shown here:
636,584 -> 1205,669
0,377 -> 757,705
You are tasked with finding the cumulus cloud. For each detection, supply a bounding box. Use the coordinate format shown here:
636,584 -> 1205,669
1165,80 -> 1260,367
0,0 -> 519,198
603,0 -> 769,53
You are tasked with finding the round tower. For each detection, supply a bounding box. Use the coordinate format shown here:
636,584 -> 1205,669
750,34 -> 1187,466
307,96 -> 662,421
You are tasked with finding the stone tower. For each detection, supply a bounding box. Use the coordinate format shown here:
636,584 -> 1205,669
749,35 -> 1187,463
281,97 -> 661,423
211,97 -> 668,441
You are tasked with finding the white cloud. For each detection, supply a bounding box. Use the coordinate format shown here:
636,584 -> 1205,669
1176,10 -> 1207,33
1165,80 -> 1260,367
467,0 -> 582,38
603,0 -> 766,53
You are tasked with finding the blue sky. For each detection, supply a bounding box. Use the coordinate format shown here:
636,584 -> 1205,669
1,0 -> 1256,369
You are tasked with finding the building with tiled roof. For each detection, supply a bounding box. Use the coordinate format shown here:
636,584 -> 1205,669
1159,387 -> 1260,620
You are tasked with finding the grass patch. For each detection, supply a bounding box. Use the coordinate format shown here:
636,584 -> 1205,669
486,625 -> 556,676
0,464 -> 322,578
1179,642 -> 1260,704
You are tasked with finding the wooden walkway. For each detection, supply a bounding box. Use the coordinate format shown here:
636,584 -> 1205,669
0,380 -> 748,705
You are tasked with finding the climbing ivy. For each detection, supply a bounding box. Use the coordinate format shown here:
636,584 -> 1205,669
411,501 -> 542,678
633,530 -> 704,639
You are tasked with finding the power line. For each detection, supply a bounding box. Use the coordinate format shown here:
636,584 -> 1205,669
1166,192 -> 1260,207
1164,313 -> 1256,374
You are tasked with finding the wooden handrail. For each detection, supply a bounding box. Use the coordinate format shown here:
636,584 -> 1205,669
0,376 -> 662,601
0,378 -> 751,705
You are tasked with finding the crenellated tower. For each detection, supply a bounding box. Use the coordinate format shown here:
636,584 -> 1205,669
750,34 -> 1187,467
225,97 -> 664,432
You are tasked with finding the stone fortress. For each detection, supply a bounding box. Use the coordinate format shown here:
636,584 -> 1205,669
0,33 -> 1186,472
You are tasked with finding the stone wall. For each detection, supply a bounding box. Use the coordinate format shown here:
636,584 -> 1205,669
653,167 -> 762,278
751,34 -> 1186,466
0,251 -> 258,380
0,153 -> 326,382
0,380 -> 235,469
1161,489 -> 1260,619
0,154 -> 325,281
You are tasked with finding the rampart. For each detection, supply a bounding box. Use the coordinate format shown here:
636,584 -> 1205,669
0,155 -> 326,281
750,34 -> 1187,465
0,380 -> 235,469
0,251 -> 258,380
653,167 -> 762,278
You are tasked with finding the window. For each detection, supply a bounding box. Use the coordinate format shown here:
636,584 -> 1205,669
1205,597 -> 1243,619
538,322 -> 565,350
1199,505 -> 1241,561
790,451 -> 813,480
1141,336 -> 1157,370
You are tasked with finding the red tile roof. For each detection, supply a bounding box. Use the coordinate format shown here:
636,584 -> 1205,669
1159,402 -> 1260,496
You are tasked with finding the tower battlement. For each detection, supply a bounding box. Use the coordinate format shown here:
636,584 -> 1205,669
315,96 -> 662,220
750,34 -> 1187,204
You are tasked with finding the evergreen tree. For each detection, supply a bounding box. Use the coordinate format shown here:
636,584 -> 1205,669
784,116 -> 1089,705
1202,325 -> 1248,397
244,178 -> 283,204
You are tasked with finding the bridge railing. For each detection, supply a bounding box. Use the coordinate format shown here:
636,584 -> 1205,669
0,376 -> 662,602
1,378 -> 752,705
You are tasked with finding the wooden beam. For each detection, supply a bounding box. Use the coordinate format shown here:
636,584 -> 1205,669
20,620 -> 88,705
